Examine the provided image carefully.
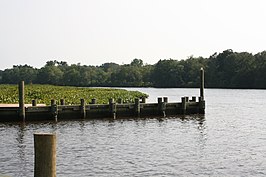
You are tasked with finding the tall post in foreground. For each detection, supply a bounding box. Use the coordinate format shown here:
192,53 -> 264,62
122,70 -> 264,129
34,133 -> 56,177
200,67 -> 204,100
19,81 -> 25,121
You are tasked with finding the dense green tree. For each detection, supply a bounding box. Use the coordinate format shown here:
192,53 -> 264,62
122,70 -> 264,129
1,65 -> 38,84
130,59 -> 143,67
36,65 -> 63,85
2,50 -> 266,88
254,51 -> 266,88
151,59 -> 185,87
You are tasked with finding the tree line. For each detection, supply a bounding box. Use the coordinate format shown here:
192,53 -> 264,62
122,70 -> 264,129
1,49 -> 266,89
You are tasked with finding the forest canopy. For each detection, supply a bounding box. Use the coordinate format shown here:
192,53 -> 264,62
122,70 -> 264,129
1,49 -> 266,89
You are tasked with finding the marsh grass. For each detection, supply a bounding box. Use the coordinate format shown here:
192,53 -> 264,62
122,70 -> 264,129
0,84 -> 148,105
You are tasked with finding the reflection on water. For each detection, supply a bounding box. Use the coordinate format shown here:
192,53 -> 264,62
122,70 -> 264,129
1,88 -> 266,176
16,123 -> 26,177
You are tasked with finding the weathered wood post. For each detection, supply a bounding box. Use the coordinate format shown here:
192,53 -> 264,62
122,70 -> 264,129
181,97 -> 187,114
19,81 -> 25,121
163,97 -> 168,103
91,98 -> 97,104
80,99 -> 86,119
34,133 -> 56,177
199,68 -> 205,114
134,98 -> 140,117
51,100 -> 58,122
117,98 -> 123,104
200,67 -> 204,100
199,96 -> 205,114
158,97 -> 162,104
60,99 -> 65,105
141,97 -> 146,103
32,99 -> 37,106
158,97 -> 166,117
109,98 -> 116,119
51,99 -> 56,105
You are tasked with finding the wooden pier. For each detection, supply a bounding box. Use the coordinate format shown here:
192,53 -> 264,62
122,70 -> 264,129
0,69 -> 205,122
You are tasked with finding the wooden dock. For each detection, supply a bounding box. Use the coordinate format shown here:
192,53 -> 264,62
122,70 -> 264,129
0,69 -> 205,122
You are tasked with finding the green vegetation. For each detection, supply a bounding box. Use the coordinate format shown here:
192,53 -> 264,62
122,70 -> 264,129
0,85 -> 148,105
1,49 -> 266,88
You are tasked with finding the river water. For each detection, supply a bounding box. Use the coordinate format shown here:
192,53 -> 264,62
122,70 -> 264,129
1,88 -> 266,176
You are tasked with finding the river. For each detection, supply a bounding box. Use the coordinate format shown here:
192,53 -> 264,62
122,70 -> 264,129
1,88 -> 266,176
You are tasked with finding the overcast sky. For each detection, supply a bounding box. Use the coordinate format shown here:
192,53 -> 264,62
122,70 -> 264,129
0,0 -> 265,69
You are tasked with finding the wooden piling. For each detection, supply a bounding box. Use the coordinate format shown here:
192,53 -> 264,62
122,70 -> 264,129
163,97 -> 168,103
34,133 -> 56,177
199,96 -> 205,114
181,97 -> 187,114
80,99 -> 86,119
51,99 -> 56,105
91,98 -> 97,104
141,97 -> 146,103
60,99 -> 65,105
19,81 -> 25,121
32,99 -> 37,106
50,100 -> 58,121
158,97 -> 166,117
134,98 -> 140,117
158,97 -> 163,104
109,98 -> 116,119
200,67 -> 204,100
118,98 -> 123,104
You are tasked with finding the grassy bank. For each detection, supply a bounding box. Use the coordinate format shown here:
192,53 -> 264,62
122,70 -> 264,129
0,84 -> 148,105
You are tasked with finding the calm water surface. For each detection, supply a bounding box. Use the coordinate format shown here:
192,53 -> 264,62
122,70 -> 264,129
1,88 -> 266,176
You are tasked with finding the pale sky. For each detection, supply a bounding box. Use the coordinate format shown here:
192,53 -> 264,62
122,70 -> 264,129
0,0 -> 266,69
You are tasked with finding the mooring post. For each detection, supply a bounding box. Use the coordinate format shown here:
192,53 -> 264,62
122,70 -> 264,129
19,81 -> 25,121
51,100 -> 58,122
158,97 -> 163,104
191,96 -> 196,102
118,98 -> 123,104
60,99 -> 65,105
51,99 -> 56,105
109,98 -> 116,119
80,99 -> 86,119
199,96 -> 205,114
34,133 -> 56,177
163,97 -> 168,103
91,98 -> 97,104
158,97 -> 166,117
134,98 -> 140,117
32,99 -> 37,106
181,97 -> 187,114
200,67 -> 204,100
